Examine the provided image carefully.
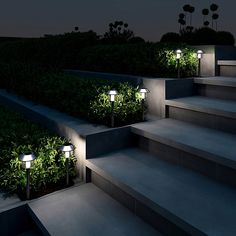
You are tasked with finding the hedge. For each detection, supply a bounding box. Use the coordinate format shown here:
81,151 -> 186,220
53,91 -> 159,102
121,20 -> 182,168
0,105 -> 76,198
0,63 -> 143,126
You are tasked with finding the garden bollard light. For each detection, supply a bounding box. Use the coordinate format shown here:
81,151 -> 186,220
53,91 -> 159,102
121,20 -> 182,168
197,50 -> 204,77
19,152 -> 37,200
59,143 -> 74,186
108,89 -> 118,127
176,49 -> 182,78
139,87 -> 149,121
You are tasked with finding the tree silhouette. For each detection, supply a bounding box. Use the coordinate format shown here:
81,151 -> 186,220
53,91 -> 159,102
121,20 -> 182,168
210,3 -> 219,29
212,13 -> 219,30
188,6 -> 195,26
74,26 -> 79,32
103,20 -> 134,43
202,9 -> 209,26
178,13 -> 186,31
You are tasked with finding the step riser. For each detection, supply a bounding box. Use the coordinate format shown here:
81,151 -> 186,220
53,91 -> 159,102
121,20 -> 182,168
136,135 -> 236,188
89,170 -> 197,236
195,84 -> 236,101
167,106 -> 236,134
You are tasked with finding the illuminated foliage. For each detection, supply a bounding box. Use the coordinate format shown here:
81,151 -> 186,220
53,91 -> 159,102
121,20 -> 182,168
0,105 -> 76,197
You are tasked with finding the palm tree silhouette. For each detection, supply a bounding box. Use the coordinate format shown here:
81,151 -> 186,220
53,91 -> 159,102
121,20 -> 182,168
212,13 -> 219,30
202,9 -> 209,26
210,3 -> 219,28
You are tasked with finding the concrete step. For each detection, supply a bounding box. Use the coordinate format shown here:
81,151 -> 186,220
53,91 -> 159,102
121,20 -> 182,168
194,77 -> 236,100
28,183 -> 160,236
165,96 -> 236,134
86,148 -> 236,236
131,119 -> 236,187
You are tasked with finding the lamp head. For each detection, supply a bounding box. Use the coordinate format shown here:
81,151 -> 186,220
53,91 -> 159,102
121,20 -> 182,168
19,152 -> 36,169
108,89 -> 118,102
176,49 -> 182,59
197,50 -> 204,59
59,143 -> 74,158
139,88 -> 149,100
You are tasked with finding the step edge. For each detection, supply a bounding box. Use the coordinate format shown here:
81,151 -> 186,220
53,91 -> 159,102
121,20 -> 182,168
86,159 -> 207,236
131,126 -> 236,170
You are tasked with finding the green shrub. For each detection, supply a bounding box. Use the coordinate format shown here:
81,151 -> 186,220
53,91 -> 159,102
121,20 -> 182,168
77,43 -> 198,77
0,105 -> 76,196
0,63 -> 144,126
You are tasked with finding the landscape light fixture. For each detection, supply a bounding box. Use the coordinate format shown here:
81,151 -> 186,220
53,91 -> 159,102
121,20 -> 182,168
176,49 -> 182,78
197,50 -> 204,77
19,152 -> 37,200
108,89 -> 118,127
59,143 -> 74,185
139,87 -> 149,121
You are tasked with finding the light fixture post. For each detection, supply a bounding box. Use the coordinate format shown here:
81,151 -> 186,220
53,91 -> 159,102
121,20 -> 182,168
26,168 -> 30,200
19,152 -> 36,200
176,49 -> 182,78
197,50 -> 203,77
139,88 -> 149,121
59,143 -> 74,186
108,90 -> 117,127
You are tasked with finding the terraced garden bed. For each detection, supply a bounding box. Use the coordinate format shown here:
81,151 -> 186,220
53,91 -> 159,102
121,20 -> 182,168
0,104 -> 76,200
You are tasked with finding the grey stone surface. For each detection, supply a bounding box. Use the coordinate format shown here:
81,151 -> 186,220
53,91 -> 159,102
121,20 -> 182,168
194,76 -> 236,88
29,183 -> 160,236
131,119 -> 236,169
166,96 -> 236,118
87,148 -> 236,236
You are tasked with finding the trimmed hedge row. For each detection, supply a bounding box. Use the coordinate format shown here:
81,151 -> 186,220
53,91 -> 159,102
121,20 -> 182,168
0,105 -> 76,198
0,63 -> 143,126
77,43 -> 198,77
0,34 -> 198,77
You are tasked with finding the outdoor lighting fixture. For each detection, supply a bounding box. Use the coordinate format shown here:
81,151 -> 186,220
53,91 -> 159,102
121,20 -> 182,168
176,49 -> 182,59
108,89 -> 118,127
59,143 -> 74,186
139,87 -> 149,121
197,50 -> 204,77
19,152 -> 37,200
176,49 -> 182,78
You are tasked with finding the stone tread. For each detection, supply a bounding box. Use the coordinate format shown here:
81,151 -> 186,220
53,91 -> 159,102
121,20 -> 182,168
194,77 -> 236,87
86,148 -> 236,236
29,183 -> 160,236
165,96 -> 236,118
131,118 -> 236,169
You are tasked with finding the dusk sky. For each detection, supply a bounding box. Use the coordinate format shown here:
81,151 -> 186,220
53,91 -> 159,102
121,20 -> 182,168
0,0 -> 235,41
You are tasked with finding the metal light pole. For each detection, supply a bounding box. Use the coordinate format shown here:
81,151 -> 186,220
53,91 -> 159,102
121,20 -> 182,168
197,50 -> 203,77
139,88 -> 149,121
176,49 -> 182,78
108,90 -> 118,127
59,143 -> 74,186
19,153 -> 37,200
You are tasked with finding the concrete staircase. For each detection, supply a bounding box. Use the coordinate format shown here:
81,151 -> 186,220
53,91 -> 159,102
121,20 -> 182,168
86,77 -> 236,236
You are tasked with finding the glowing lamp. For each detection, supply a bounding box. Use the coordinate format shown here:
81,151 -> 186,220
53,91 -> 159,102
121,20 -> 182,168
176,49 -> 182,59
197,50 -> 204,59
19,152 -> 36,169
108,90 -> 118,102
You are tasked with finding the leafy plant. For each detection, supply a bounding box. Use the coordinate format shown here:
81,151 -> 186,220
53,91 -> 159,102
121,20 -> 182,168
0,105 -> 76,197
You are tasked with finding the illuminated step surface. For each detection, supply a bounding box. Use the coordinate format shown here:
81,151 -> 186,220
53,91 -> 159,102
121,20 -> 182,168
29,183 -> 160,236
165,96 -> 236,133
87,148 -> 236,236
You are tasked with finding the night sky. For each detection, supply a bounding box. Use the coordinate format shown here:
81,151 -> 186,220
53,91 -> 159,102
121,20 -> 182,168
0,0 -> 235,42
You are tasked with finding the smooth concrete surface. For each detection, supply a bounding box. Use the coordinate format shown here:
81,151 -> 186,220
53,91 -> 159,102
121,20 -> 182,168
131,119 -> 236,169
87,148 -> 236,236
165,96 -> 236,118
194,76 -> 236,87
29,183 -> 160,236
0,190 -> 23,213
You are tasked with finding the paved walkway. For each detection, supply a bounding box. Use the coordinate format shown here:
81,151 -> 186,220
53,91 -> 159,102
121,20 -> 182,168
29,183 -> 161,236
87,148 -> 236,236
